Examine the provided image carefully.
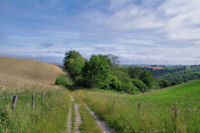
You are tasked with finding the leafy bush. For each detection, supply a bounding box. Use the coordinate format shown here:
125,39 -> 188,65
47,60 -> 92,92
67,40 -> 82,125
55,75 -> 67,86
109,75 -> 121,90
82,55 -> 110,88
132,79 -> 149,92
159,79 -> 171,88
64,51 -> 86,80
121,77 -> 139,94
139,70 -> 153,88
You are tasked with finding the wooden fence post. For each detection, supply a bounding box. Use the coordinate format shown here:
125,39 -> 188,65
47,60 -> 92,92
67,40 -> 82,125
42,91 -> 45,102
12,96 -> 18,109
32,95 -> 35,108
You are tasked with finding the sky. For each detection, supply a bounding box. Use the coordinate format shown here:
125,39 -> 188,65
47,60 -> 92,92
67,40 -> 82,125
0,0 -> 200,65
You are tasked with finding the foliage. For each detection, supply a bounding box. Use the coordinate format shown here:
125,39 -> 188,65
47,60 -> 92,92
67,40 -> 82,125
64,51 -> 86,81
127,67 -> 142,79
63,50 -> 157,94
132,79 -> 148,92
139,70 -> 153,88
157,69 -> 200,87
106,54 -> 120,66
109,75 -> 121,91
110,68 -> 139,94
159,79 -> 171,88
82,55 -> 110,88
55,75 -> 67,86
55,75 -> 73,87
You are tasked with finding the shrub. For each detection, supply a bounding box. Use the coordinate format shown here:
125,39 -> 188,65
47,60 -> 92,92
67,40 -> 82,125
109,75 -> 121,90
55,75 -> 67,86
64,51 -> 86,80
139,70 -> 153,88
121,77 -> 139,94
132,79 -> 149,92
159,79 -> 171,88
82,55 -> 110,88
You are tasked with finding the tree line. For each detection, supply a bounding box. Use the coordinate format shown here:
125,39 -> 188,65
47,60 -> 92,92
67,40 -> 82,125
63,50 -> 156,94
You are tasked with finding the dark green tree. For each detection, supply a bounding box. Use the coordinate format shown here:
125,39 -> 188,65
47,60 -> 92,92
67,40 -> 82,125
109,75 -> 121,91
132,79 -> 148,92
83,55 -> 110,88
139,70 -> 153,88
64,51 -> 85,81
128,67 -> 142,79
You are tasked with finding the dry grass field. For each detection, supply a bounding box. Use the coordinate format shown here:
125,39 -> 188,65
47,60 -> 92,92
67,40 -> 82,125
0,56 -> 65,85
0,56 -> 71,132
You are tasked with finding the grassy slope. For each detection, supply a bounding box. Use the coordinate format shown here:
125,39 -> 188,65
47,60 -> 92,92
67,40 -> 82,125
75,80 -> 200,133
0,56 -> 70,132
0,56 -> 65,85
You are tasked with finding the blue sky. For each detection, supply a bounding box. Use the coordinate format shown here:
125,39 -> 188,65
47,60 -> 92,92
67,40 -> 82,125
0,0 -> 200,65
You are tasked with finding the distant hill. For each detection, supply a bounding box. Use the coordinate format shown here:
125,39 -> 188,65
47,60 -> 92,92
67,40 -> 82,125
0,56 -> 66,85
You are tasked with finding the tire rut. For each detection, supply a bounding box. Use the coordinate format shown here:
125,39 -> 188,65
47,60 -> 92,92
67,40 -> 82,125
69,95 -> 82,133
82,101 -> 115,133
67,105 -> 72,133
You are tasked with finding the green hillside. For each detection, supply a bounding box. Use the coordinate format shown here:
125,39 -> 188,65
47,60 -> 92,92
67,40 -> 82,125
75,80 -> 200,133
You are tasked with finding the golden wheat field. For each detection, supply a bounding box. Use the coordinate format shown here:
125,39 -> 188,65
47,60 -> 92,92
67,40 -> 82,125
0,56 -> 66,92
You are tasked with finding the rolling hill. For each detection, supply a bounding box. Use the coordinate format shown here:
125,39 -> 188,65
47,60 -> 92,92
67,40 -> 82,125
0,56 -> 65,85
0,56 -> 70,132
75,80 -> 200,132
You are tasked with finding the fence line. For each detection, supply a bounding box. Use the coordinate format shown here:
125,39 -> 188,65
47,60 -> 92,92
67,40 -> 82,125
0,90 -> 63,109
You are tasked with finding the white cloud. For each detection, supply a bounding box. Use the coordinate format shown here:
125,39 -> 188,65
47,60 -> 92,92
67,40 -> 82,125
82,0 -> 200,45
1,0 -> 200,65
159,0 -> 200,42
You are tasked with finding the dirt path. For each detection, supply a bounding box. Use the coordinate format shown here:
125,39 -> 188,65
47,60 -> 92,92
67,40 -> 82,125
67,105 -> 72,133
82,100 -> 114,133
69,95 -> 82,133
74,103 -> 81,133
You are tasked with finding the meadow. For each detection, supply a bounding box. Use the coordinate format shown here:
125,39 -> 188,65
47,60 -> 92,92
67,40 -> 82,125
0,57 -> 71,133
75,80 -> 200,133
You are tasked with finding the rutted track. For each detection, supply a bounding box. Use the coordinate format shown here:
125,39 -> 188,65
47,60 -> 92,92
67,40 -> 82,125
67,105 -> 72,133
68,95 -> 82,133
74,93 -> 114,133
74,103 -> 81,133
82,101 -> 114,133
69,93 -> 114,133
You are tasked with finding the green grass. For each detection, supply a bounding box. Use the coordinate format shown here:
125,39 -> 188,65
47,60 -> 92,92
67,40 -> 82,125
72,92 -> 103,133
55,75 -> 74,87
75,80 -> 200,133
0,89 -> 71,133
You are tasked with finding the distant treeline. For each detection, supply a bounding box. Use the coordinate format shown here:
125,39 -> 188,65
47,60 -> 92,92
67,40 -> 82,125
145,65 -> 200,88
63,50 -> 158,94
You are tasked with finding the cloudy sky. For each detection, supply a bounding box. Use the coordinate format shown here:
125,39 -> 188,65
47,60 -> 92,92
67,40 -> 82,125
0,0 -> 200,65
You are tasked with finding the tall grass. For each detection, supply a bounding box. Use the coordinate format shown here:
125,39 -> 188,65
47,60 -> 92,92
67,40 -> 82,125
72,92 -> 103,133
0,57 -> 71,132
75,80 -> 200,133
0,89 -> 70,133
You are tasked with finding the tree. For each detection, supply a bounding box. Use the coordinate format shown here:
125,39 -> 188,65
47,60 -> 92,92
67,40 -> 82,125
139,70 -> 153,88
107,54 -> 120,66
83,55 -> 110,88
63,51 -> 85,81
132,79 -> 148,92
128,67 -> 142,79
109,75 -> 121,91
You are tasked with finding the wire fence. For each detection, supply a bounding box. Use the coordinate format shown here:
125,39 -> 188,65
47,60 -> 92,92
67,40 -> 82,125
0,89 -> 64,110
